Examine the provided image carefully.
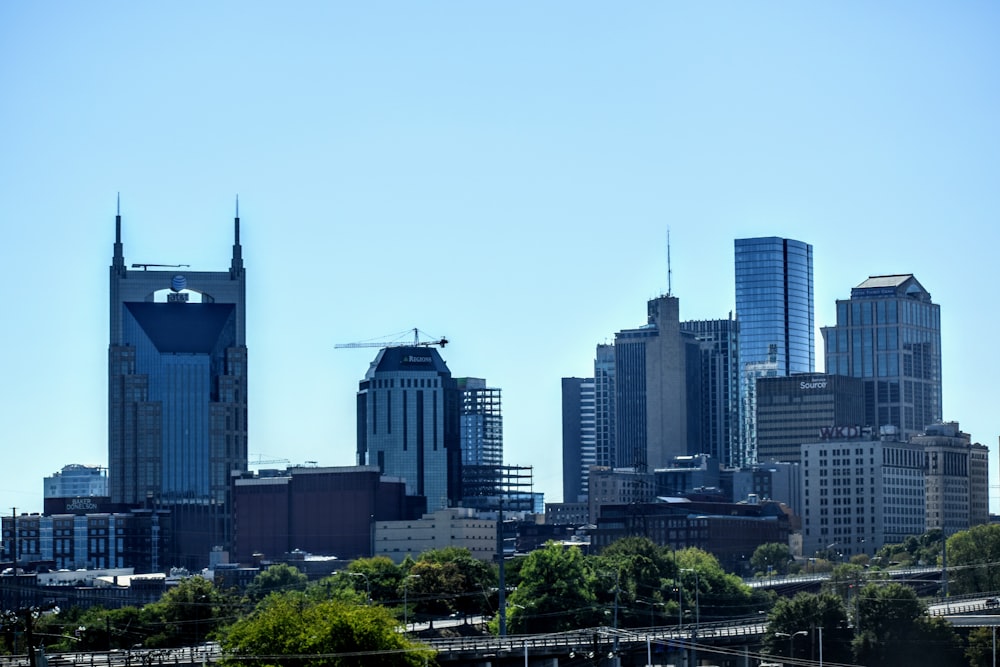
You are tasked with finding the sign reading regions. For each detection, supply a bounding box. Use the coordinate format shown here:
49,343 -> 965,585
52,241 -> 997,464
403,355 -> 433,364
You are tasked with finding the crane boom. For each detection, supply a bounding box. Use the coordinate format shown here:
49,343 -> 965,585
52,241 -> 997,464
335,328 -> 448,349
131,263 -> 191,270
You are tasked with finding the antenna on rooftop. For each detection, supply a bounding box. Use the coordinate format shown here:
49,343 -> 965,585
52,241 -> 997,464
667,228 -> 673,296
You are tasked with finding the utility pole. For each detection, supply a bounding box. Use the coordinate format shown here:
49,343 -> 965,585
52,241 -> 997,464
497,498 -> 507,636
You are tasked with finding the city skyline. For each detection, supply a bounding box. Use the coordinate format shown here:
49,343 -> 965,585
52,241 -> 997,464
3,4 -> 1000,513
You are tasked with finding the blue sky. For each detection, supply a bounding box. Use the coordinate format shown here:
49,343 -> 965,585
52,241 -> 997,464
2,3 -> 999,513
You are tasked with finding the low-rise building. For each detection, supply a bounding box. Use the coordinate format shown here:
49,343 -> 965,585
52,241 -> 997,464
2,510 -> 171,574
232,465 -> 410,563
591,498 -> 790,575
588,467 -> 655,524
731,461 -> 802,518
374,507 -> 496,563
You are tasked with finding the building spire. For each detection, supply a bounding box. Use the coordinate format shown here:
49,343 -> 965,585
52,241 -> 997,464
113,192 -> 126,273
230,194 -> 244,277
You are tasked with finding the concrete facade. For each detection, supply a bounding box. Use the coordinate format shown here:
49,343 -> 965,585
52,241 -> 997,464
374,507 -> 497,563
911,422 -> 989,533
614,295 -> 699,471
800,436 -> 925,558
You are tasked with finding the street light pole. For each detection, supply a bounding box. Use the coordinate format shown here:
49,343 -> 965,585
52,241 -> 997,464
638,599 -> 665,627
681,569 -> 699,631
676,583 -> 682,628
775,630 -> 808,660
403,574 -> 421,632
349,572 -> 371,605
681,569 -> 700,667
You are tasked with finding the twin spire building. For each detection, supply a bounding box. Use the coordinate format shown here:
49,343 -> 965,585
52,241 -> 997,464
108,203 -> 248,547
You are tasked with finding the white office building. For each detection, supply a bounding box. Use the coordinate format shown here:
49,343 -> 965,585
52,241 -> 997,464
801,435 -> 925,558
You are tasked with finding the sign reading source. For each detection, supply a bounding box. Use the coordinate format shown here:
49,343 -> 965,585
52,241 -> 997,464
800,379 -> 828,390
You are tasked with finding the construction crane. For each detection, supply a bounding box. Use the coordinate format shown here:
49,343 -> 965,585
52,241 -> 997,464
131,263 -> 190,270
248,454 -> 290,467
334,328 -> 448,349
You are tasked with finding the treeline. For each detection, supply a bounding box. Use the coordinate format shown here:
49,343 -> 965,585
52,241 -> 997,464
13,525 -> 1000,666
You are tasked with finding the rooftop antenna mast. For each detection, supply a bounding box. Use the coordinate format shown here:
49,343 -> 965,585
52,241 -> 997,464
667,228 -> 673,296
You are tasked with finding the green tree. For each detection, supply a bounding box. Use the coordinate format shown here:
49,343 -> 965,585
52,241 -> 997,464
141,576 -> 230,648
673,548 -> 762,622
873,528 -> 944,569
342,556 -> 405,606
947,524 -> 1000,595
404,560 -> 465,617
221,592 -> 433,667
824,563 -> 870,600
503,542 -> 598,633
750,542 -> 792,576
97,606 -> 146,650
416,547 -> 496,616
594,537 -> 676,628
764,592 -> 851,665
965,626 -> 998,667
246,563 -> 309,602
852,582 -> 963,667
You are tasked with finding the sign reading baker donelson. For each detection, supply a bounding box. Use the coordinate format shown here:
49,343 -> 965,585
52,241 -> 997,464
66,498 -> 99,512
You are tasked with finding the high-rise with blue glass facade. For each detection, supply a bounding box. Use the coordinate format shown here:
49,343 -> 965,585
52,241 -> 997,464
108,206 -> 248,515
821,274 -> 941,438
734,237 -> 814,464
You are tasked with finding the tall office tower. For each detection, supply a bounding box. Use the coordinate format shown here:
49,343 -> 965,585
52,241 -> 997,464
356,347 -> 461,513
735,237 -> 814,463
108,205 -> 248,517
614,295 -> 700,471
821,275 -> 941,437
682,316 -> 741,467
561,377 -> 595,503
593,344 -> 616,468
754,373 -> 865,464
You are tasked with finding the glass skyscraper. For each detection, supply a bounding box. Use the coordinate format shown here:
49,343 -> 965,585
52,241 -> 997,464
593,344 -> 616,469
821,274 -> 941,437
108,206 -> 248,510
734,237 -> 814,462
682,316 -> 740,467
